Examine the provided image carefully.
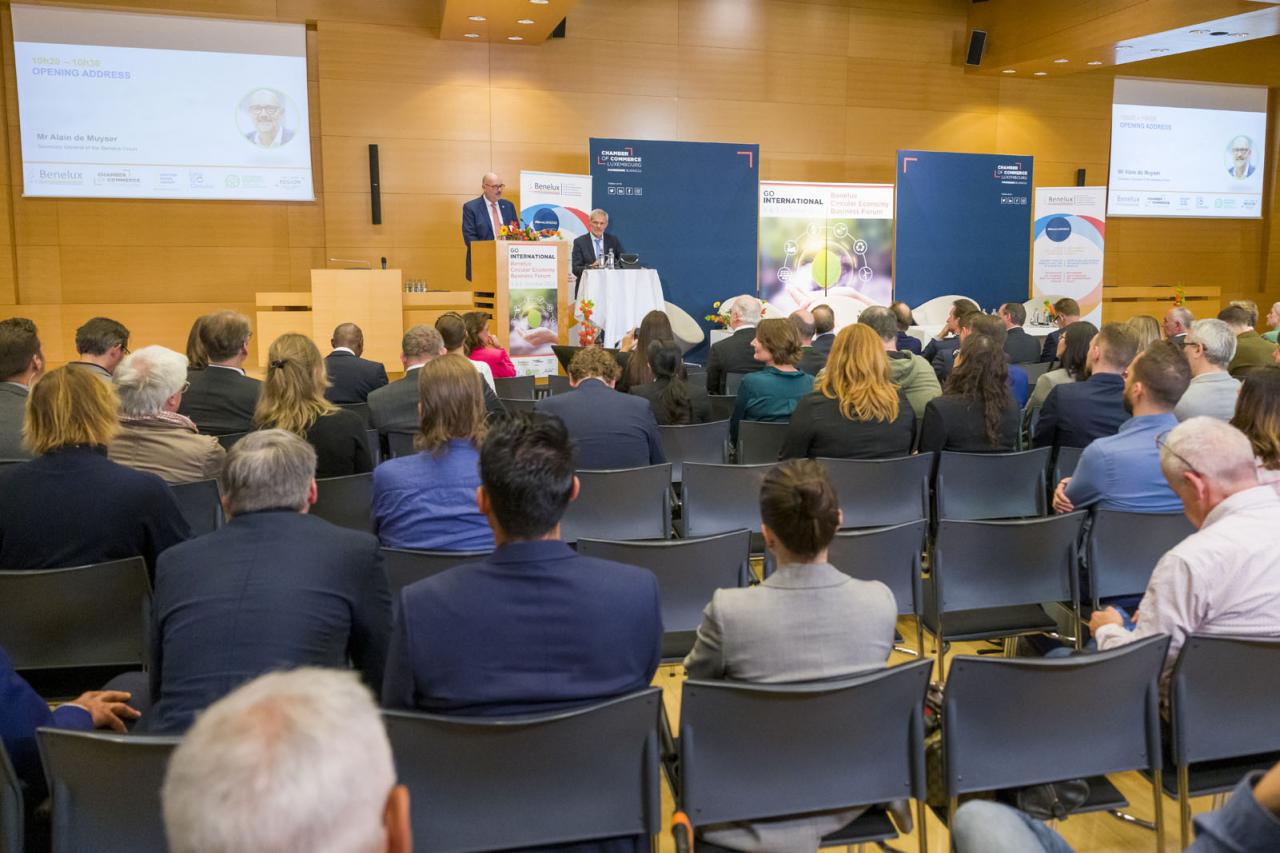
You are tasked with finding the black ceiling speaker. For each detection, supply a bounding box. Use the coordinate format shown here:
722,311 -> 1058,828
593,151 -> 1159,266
966,30 -> 987,66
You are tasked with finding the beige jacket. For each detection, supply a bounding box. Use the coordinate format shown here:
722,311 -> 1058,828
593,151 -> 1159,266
108,413 -> 225,484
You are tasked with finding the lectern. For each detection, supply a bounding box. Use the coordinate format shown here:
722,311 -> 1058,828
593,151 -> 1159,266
470,240 -> 571,377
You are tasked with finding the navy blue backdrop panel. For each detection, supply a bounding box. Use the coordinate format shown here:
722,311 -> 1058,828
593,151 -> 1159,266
589,138 -> 760,363
893,150 -> 1034,311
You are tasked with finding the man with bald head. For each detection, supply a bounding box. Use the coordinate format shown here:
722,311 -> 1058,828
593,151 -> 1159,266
243,89 -> 293,148
324,323 -> 388,405
462,172 -> 519,281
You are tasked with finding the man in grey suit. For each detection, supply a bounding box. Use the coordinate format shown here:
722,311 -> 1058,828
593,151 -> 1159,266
0,318 -> 43,460
368,325 -> 503,435
684,460 -> 897,852
1175,318 -> 1241,422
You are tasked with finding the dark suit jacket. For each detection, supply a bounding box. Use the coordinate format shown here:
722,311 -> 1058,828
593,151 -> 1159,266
780,389 -> 915,460
178,365 -> 261,436
1033,372 -> 1127,449
895,332 -> 922,355
0,446 -> 190,573
462,196 -> 518,280
918,395 -> 1021,453
307,409 -> 374,479
148,510 -> 391,733
797,346 -> 828,377
1004,327 -> 1042,364
629,378 -> 712,425
367,368 -> 505,435
535,379 -> 665,470
1040,328 -> 1063,363
382,539 -> 661,717
2,644 -> 94,800
571,232 -> 625,279
810,332 -> 835,355
706,326 -> 764,394
0,382 -> 31,460
921,336 -> 961,382
324,351 -> 389,404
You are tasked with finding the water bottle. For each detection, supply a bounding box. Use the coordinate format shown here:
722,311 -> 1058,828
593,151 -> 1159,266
606,249 -> 615,270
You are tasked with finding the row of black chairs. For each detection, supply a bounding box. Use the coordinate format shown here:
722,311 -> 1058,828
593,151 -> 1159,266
11,634 -> 1280,853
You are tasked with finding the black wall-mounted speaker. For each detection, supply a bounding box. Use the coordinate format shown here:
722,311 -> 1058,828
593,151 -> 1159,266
551,18 -> 567,38
1076,168 -> 1086,187
965,30 -> 987,66
369,143 -> 382,225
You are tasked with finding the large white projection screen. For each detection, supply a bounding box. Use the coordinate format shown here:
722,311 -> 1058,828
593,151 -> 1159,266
12,4 -> 314,201
1108,77 -> 1267,219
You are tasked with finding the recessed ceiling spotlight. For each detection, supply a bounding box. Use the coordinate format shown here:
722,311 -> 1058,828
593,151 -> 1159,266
1002,69 -> 1016,74
1087,60 -> 1103,65
517,18 -> 535,24
507,35 -> 524,40
468,15 -> 486,21
530,0 -> 550,4
1210,31 -> 1229,36
464,33 -> 481,38
1053,58 -> 1069,63
1033,71 -> 1048,77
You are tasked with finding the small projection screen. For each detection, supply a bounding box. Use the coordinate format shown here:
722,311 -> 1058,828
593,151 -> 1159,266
11,3 -> 314,201
1108,77 -> 1267,219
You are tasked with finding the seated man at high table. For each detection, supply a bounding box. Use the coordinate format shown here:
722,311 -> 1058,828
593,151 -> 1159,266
572,208 -> 625,281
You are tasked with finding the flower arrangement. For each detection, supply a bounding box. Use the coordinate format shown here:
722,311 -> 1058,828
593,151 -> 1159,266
1042,299 -> 1056,321
499,222 -> 561,242
576,299 -> 602,346
1172,285 -> 1186,307
704,300 -> 730,327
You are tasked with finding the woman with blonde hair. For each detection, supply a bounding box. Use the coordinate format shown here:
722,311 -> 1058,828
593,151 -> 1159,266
1126,314 -> 1162,352
781,324 -> 914,459
371,354 -> 494,551
254,333 -> 372,478
730,317 -> 814,444
0,365 -> 189,571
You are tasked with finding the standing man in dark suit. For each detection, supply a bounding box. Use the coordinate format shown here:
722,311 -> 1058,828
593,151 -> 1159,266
810,304 -> 836,355
535,347 -> 664,470
178,310 -> 261,436
461,172 -> 518,281
1038,297 -> 1081,362
148,430 -> 391,734
367,325 -> 504,434
571,208 -> 625,281
1034,322 -> 1138,449
999,302 -> 1042,364
707,294 -> 765,394
0,317 -> 43,460
324,322 -> 388,404
382,412 -> 662,718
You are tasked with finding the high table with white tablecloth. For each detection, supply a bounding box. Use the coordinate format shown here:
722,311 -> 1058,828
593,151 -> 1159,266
576,269 -> 666,349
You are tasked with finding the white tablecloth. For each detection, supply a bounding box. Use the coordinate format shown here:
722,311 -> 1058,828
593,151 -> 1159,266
577,269 -> 666,348
905,323 -> 1058,348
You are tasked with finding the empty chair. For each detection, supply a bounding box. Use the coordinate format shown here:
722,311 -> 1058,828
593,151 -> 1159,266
817,454 -> 932,528
0,558 -> 150,674
385,431 -> 417,459
1,740 -> 21,853
1087,509 -> 1194,606
559,464 -> 672,543
679,660 -> 932,853
708,394 -> 736,422
310,472 -> 374,533
0,459 -> 24,468
1165,634 -> 1280,846
725,372 -> 748,396
384,688 -> 662,852
37,729 -> 179,853
828,520 -> 927,654
380,547 -> 491,599
681,462 -> 776,539
338,402 -> 373,428
544,374 -> 571,396
658,420 -> 728,482
941,636 -> 1171,845
365,428 -> 380,466
167,479 -> 223,537
215,431 -> 248,450
500,397 -> 536,414
736,420 -> 788,464
578,530 -> 752,659
1016,361 -> 1052,383
1053,444 -> 1084,483
923,511 -> 1086,666
493,375 -> 535,399
935,447 -> 1050,520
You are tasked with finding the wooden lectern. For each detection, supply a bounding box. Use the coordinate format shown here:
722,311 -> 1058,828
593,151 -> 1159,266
470,240 -> 572,375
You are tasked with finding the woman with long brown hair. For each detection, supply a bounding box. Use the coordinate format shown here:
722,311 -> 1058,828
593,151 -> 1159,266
371,354 -> 493,551
781,324 -> 914,459
1230,365 -> 1280,494
253,333 -> 372,478
918,333 -> 1020,452
618,309 -> 675,393
628,340 -> 711,425
462,311 -> 516,379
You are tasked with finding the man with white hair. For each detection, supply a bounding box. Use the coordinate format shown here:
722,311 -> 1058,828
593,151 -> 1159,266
706,294 -> 764,394
147,429 -> 390,733
571,208 -> 625,281
1089,417 -> 1280,676
1175,319 -> 1241,422
1163,306 -> 1193,348
109,345 -> 225,483
243,88 -> 293,148
162,668 -> 411,853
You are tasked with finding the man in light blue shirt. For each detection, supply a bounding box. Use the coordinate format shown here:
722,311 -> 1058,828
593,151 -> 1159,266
1053,340 -> 1190,514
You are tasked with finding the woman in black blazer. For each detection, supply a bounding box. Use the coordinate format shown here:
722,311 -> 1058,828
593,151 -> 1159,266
918,333 -> 1021,453
781,324 -> 915,459
254,333 -> 372,478
628,340 -> 712,425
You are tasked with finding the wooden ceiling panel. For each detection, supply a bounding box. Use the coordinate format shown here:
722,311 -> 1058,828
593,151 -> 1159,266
439,0 -> 577,45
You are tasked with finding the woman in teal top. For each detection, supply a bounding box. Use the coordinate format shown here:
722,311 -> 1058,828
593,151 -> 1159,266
730,317 -> 814,443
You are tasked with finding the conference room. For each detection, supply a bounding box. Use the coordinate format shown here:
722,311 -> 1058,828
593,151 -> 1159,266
2,1 -> 1280,852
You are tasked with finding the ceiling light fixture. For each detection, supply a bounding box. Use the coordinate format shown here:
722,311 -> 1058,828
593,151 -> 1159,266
517,18 -> 535,24
464,32 -> 480,38
1033,71 -> 1048,76
1116,44 -> 1133,50
468,15 -> 486,21
1087,60 -> 1103,65
1002,69 -> 1016,74
507,35 -> 524,41
1189,29 -> 1209,35
1150,47 -> 1170,53
530,0 -> 550,4
1053,58 -> 1069,63
1232,32 -> 1249,38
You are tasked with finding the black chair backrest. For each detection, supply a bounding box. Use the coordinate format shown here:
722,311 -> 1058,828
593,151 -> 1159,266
494,375 -> 535,399
1169,634 -> 1280,766
37,730 -> 179,853
942,635 -> 1169,796
736,420 -> 788,465
725,372 -> 747,396
365,428 -> 380,466
0,459 -> 25,468
0,558 -> 150,672
577,530 -> 751,635
1088,509 -> 1194,605
708,394 -> 736,422
339,402 -> 373,428
658,420 -> 728,482
679,661 -> 931,825
215,431 -> 247,450
827,520 -> 926,619
380,548 -> 491,599
545,374 -> 571,395
168,479 -> 223,537
1015,361 -> 1051,383
932,512 -> 1085,614
1053,444 -> 1084,483
681,462 -> 776,537
383,689 -> 662,852
311,473 -> 374,533
560,465 -> 672,543
500,397 -> 536,414
385,431 -> 417,459
1,740 -> 20,853
817,454 -> 932,528
935,447 -> 1050,520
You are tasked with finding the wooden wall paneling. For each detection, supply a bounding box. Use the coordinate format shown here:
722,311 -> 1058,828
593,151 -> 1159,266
489,87 -> 678,146
15,245 -> 59,303
847,60 -> 999,114
58,246 -> 293,304
22,0 -> 278,18
759,153 -> 854,183
995,112 -> 1112,164
848,7 -> 966,64
290,247 -> 327,290
679,0 -> 851,57
278,0 -> 441,28
317,22 -> 489,86
678,44 -> 846,106
323,192 -> 474,248
490,143 -> 588,184
494,40 -> 679,98
564,0 -> 679,45
679,98 -> 846,155
326,245 -> 469,291
845,107 -> 998,158
54,200 -> 291,248
319,79 -> 492,140
322,137 -> 493,195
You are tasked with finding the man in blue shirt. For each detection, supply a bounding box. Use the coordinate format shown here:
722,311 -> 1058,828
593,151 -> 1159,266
1034,323 -> 1139,449
1052,341 -> 1190,514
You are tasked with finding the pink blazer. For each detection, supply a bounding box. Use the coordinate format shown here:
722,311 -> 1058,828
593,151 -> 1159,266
470,346 -> 516,379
